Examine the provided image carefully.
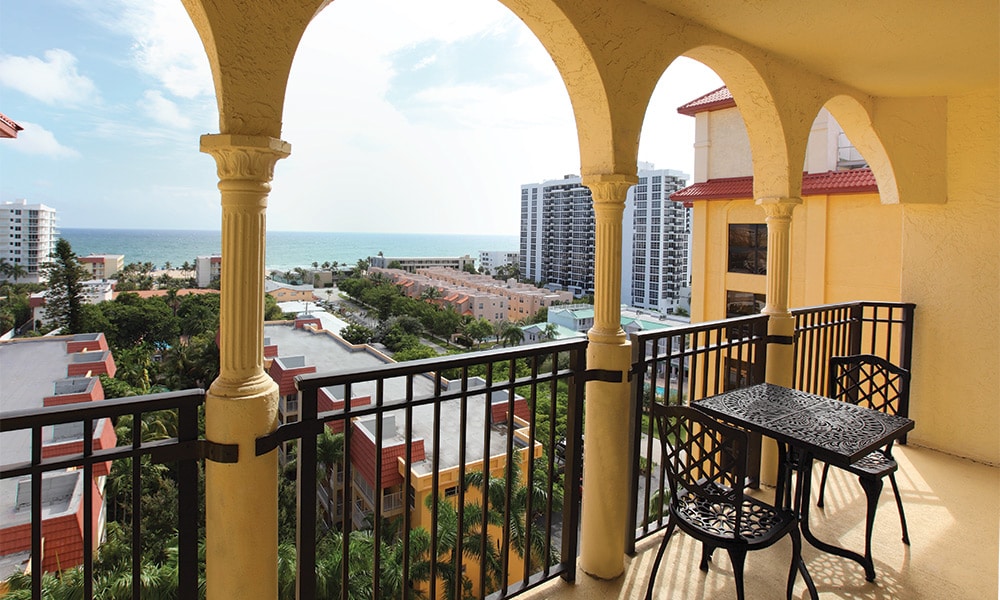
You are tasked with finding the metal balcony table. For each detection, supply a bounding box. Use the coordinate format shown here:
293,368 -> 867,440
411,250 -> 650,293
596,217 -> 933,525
693,383 -> 915,591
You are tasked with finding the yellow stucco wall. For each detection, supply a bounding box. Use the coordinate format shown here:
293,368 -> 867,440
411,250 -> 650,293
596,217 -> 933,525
902,91 -> 999,463
690,191 -> 903,323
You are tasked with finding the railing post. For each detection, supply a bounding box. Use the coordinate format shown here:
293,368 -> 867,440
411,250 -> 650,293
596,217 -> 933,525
200,134 -> 289,600
578,174 -> 636,580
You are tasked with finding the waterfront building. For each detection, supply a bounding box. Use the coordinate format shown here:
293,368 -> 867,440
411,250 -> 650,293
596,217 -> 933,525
195,254 -> 221,288
519,167 -> 690,310
0,334 -> 117,578
0,200 -> 58,284
368,254 -> 475,274
477,250 -> 519,276
78,254 -> 124,280
673,87 -> 899,322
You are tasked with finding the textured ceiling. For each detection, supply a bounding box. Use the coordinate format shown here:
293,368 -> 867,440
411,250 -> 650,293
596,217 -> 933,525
641,0 -> 999,97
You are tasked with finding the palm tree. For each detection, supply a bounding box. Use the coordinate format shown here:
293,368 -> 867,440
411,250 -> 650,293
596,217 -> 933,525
463,455 -> 559,573
499,321 -> 525,347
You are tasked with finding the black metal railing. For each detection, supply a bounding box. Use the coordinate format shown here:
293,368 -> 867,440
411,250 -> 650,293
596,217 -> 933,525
792,302 -> 915,401
0,389 -> 235,599
626,314 -> 769,551
256,339 -> 586,600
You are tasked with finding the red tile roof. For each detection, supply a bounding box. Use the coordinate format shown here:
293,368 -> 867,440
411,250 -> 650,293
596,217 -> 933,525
0,112 -> 23,138
677,86 -> 735,116
671,169 -> 878,204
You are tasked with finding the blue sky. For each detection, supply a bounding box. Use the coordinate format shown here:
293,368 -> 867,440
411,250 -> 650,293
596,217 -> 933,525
0,0 -> 721,235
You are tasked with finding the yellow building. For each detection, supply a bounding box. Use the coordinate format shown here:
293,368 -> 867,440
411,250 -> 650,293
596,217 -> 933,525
675,87 -> 904,323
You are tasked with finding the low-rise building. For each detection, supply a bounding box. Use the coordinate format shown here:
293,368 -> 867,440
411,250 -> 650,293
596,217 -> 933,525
412,267 -> 572,322
369,254 -> 475,274
263,319 -> 537,575
0,333 -> 118,579
265,280 -> 316,304
78,254 -> 124,280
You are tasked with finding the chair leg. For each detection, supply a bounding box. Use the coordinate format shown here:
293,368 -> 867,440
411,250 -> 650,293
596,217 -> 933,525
888,472 -> 910,544
858,475 -> 883,581
644,520 -> 676,600
726,546 -> 748,600
700,543 -> 715,571
816,463 -> 832,508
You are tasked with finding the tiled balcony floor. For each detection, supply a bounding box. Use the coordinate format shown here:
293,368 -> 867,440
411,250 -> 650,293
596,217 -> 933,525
522,445 -> 999,600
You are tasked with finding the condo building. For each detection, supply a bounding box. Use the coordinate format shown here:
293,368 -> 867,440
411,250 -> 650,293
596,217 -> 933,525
0,200 -> 58,284
520,168 -> 690,311
477,250 -> 518,276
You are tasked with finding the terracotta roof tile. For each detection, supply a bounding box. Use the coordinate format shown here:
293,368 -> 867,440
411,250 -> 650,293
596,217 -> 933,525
677,86 -> 735,116
671,169 -> 878,204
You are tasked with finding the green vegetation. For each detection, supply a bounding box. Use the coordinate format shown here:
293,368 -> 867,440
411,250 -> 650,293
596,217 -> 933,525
43,238 -> 88,333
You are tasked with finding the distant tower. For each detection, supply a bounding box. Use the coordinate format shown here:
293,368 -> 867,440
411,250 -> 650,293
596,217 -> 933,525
519,167 -> 690,311
1,200 -> 58,284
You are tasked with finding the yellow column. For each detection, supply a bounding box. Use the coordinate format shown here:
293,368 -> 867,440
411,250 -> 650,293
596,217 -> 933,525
579,174 -> 636,579
200,134 -> 290,600
757,197 -> 800,484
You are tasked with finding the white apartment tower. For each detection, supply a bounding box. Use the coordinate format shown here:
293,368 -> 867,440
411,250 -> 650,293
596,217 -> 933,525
520,175 -> 595,296
519,167 -> 690,310
621,168 -> 690,311
0,200 -> 58,283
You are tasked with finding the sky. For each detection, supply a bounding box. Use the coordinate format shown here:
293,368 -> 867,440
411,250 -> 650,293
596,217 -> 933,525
0,0 -> 723,236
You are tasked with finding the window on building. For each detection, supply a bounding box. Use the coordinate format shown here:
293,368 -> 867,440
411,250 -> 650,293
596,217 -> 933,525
728,224 -> 767,274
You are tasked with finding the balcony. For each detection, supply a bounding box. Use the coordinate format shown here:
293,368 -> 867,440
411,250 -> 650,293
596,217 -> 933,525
3,303 -> 995,598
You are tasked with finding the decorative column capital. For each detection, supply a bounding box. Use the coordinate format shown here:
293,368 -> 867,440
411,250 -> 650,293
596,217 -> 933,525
756,196 -> 801,219
200,134 -> 291,182
582,173 -> 638,207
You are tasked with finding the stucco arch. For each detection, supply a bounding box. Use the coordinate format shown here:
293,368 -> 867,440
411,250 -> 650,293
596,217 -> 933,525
496,0 -> 636,179
181,0 -> 332,137
823,94 -> 900,204
682,46 -> 804,200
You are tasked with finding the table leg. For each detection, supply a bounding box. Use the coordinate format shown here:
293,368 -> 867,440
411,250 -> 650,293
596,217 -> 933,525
798,452 -> 877,581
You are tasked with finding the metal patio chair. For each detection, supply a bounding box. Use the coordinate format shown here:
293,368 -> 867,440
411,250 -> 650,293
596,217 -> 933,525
816,354 -> 912,574
645,404 -> 808,600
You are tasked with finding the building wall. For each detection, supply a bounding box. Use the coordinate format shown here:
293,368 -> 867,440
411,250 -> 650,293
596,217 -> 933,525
902,91 -> 998,463
689,192 -> 902,323
704,109 -> 753,182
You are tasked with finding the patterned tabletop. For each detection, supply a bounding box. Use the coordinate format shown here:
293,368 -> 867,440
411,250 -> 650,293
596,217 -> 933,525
694,383 -> 915,465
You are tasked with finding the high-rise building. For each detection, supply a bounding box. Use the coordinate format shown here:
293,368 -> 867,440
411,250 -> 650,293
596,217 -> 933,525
0,200 -> 58,284
519,168 -> 690,311
520,175 -> 595,297
622,168 -> 690,311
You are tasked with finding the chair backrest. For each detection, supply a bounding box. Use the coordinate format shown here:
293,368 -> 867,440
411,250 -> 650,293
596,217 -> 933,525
828,354 -> 911,417
651,403 -> 748,535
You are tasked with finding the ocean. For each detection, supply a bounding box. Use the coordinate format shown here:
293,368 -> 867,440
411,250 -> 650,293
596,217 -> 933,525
60,229 -> 519,272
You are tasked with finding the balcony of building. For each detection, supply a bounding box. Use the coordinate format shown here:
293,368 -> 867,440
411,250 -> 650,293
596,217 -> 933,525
2,0 -> 997,599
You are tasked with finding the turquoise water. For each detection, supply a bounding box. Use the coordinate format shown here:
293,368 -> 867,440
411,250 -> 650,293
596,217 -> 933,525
60,229 -> 518,272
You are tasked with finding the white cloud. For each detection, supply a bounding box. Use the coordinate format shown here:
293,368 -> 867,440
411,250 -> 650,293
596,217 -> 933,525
6,121 -> 80,158
0,49 -> 98,105
139,90 -> 193,129
91,0 -> 213,99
